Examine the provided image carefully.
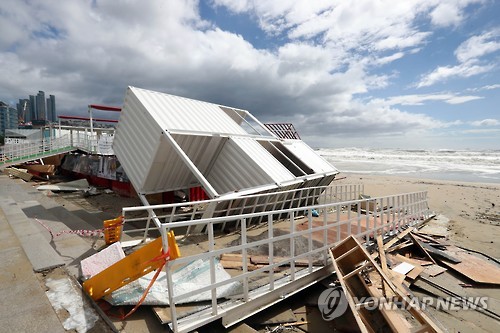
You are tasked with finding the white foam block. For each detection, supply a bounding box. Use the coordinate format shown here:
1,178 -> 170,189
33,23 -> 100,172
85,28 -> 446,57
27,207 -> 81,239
80,242 -> 125,279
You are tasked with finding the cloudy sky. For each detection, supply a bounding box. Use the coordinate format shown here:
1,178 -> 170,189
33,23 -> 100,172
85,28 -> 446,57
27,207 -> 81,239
1,0 -> 499,149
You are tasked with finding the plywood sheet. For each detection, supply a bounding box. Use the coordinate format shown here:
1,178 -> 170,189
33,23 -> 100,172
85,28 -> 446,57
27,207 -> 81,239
439,246 -> 500,284
423,264 -> 447,277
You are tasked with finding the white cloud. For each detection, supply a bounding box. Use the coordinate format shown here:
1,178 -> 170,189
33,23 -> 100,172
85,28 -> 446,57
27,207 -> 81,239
462,128 -> 500,134
430,2 -> 463,27
481,84 -> 500,90
417,61 -> 494,88
470,119 -> 500,126
455,28 -> 500,63
445,95 -> 484,104
372,52 -> 405,65
468,84 -> 500,91
417,28 -> 500,87
371,93 -> 482,106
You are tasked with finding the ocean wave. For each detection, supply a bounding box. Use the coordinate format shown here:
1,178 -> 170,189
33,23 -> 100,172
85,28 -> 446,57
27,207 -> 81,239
320,148 -> 500,183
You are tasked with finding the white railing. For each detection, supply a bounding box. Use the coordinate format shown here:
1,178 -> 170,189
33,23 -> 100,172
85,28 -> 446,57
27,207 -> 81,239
120,183 -> 365,240
121,186 -> 430,332
0,127 -> 115,167
0,134 -> 73,165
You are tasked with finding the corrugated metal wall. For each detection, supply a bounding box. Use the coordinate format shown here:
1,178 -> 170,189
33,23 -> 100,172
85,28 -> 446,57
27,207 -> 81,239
283,140 -> 338,174
232,137 -> 295,184
207,138 -> 275,194
113,87 -> 163,192
132,87 -> 248,135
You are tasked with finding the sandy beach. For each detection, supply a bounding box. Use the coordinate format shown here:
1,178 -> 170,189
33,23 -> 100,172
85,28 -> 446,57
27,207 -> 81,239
333,173 -> 500,258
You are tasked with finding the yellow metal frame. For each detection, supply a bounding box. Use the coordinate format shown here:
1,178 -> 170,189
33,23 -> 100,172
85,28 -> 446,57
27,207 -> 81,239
83,233 -> 181,301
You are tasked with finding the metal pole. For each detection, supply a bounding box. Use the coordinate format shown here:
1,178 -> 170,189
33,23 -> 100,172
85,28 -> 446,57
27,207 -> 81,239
89,105 -> 93,136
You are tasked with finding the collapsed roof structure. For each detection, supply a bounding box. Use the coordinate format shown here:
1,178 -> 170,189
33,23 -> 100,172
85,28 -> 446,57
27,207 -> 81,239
113,86 -> 339,204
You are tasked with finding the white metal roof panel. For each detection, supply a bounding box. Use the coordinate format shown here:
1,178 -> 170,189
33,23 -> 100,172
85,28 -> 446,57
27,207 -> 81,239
207,138 -> 275,195
231,137 -> 295,184
130,86 -> 248,135
141,134 -> 225,193
283,140 -> 339,174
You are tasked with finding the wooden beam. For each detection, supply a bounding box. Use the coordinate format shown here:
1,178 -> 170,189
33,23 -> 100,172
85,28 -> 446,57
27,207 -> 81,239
384,227 -> 415,251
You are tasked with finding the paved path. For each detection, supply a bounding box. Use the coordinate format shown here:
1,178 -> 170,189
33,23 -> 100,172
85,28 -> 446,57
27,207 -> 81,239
0,207 -> 65,333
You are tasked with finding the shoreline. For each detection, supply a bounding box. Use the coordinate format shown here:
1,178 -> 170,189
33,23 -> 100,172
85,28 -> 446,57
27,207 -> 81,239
334,172 -> 500,257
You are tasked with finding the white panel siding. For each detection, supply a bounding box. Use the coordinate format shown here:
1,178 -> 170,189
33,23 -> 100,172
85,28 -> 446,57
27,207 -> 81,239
283,140 -> 339,174
113,87 -> 163,192
207,138 -> 274,195
131,87 -> 248,135
231,137 -> 295,184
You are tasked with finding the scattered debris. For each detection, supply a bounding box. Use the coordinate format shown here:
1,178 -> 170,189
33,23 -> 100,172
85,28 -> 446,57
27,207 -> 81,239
46,277 -> 100,333
37,178 -> 91,192
6,166 -> 33,181
81,242 -> 125,279
83,186 -> 99,197
330,235 -> 444,333
105,258 -> 241,306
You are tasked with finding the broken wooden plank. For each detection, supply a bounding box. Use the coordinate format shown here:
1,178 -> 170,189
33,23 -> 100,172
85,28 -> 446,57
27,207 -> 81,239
377,234 -> 390,297
408,233 -> 437,265
330,236 -> 444,333
221,253 -> 247,261
6,167 -> 33,181
419,242 -> 461,264
393,254 -> 433,267
366,283 -> 414,332
220,260 -> 263,271
436,245 -> 500,285
423,264 -> 447,277
250,255 -> 318,267
383,227 -> 415,251
406,265 -> 425,281
385,240 -> 413,254
412,232 -> 449,245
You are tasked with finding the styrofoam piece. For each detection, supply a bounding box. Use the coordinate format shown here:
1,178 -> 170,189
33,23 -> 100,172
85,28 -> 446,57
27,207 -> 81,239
80,242 -> 125,279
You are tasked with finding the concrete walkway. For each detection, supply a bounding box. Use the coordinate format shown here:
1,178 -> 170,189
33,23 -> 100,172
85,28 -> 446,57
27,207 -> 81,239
0,207 -> 65,333
0,174 -> 164,333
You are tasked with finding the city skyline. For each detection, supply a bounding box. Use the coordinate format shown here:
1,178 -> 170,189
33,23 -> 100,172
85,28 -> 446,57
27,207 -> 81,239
14,90 -> 57,124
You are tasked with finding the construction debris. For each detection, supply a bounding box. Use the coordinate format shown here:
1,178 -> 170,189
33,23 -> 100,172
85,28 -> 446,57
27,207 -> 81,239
6,166 -> 33,181
330,235 -> 444,333
37,178 -> 91,192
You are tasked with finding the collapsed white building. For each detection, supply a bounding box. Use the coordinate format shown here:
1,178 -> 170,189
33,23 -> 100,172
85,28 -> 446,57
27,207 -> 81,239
100,87 -> 432,332
113,86 -> 339,207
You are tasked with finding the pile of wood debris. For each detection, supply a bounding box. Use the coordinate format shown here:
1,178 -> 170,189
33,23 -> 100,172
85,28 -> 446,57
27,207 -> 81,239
329,223 -> 500,333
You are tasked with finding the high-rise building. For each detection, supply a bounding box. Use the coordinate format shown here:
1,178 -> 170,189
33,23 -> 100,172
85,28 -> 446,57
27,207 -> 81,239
46,95 -> 56,122
0,101 -> 18,135
16,98 -> 31,122
29,95 -> 36,121
36,91 -> 46,120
